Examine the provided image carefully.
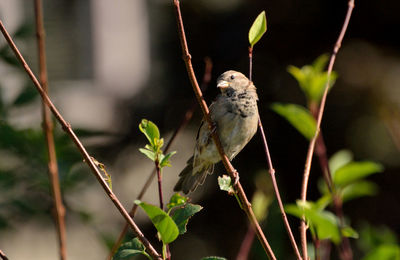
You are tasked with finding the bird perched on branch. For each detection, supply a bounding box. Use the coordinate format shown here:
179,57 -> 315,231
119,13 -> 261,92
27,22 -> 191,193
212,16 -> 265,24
174,70 -> 259,194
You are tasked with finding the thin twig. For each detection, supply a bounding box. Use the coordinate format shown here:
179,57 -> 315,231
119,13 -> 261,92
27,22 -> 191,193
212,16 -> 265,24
0,250 -> 8,260
172,1 -> 276,259
249,45 -> 302,260
155,161 -> 164,210
299,1 -> 355,259
258,119 -> 303,260
107,58 -> 213,260
236,224 -> 255,260
0,20 -> 162,260
33,2 -> 67,259
310,105 -> 352,260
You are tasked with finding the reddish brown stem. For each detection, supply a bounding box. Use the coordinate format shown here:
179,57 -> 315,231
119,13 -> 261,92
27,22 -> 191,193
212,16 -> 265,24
236,225 -> 255,260
155,161 -> 164,210
258,119 -> 303,260
173,1 -> 276,259
107,58 -> 213,260
249,40 -> 302,259
299,1 -> 355,259
0,250 -> 8,260
33,1 -> 67,259
310,104 -> 352,260
0,20 -> 162,260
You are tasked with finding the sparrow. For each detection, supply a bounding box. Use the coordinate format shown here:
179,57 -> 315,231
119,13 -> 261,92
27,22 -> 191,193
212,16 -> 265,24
174,70 -> 259,194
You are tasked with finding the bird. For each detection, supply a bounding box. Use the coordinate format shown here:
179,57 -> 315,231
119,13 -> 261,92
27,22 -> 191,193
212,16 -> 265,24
174,70 -> 259,194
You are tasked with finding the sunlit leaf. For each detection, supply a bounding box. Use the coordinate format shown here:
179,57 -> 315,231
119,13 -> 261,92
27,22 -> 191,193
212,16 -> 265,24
333,161 -> 383,187
139,148 -> 156,161
139,119 -> 160,147
252,190 -> 272,222
160,151 -> 177,168
329,150 -> 353,176
248,11 -> 267,47
135,200 -> 179,244
288,54 -> 337,103
271,103 -> 317,140
342,226 -> 359,239
363,244 -> 400,260
218,175 -> 234,193
340,181 -> 379,202
167,193 -> 188,210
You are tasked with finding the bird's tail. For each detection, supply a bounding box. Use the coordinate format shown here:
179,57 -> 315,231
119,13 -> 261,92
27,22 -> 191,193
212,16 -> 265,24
174,156 -> 214,194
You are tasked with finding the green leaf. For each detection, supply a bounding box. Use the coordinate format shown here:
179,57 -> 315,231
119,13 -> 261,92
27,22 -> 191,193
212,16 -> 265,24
113,238 -> 150,260
333,161 -> 383,187
287,54 -> 337,103
218,175 -> 234,193
171,203 -> 203,234
286,200 -> 341,244
167,193 -> 188,210
201,257 -> 227,260
139,119 -> 160,147
342,226 -> 359,239
252,190 -> 272,222
135,200 -> 179,244
248,11 -> 267,47
329,150 -> 353,176
363,244 -> 400,260
340,180 -> 379,202
271,103 -> 317,140
160,151 -> 177,168
139,148 -> 156,161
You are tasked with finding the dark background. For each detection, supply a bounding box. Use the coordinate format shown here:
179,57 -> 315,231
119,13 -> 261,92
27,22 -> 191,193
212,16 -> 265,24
0,0 -> 399,259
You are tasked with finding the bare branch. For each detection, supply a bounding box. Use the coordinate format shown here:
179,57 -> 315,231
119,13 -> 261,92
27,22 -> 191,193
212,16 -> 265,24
0,20 -> 162,260
299,1 -> 355,259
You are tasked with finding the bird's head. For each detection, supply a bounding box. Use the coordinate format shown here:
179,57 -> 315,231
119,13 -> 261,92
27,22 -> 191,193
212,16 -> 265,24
216,70 -> 255,96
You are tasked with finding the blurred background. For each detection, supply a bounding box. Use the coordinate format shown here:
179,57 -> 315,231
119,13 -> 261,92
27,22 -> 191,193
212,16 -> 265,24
0,0 -> 399,259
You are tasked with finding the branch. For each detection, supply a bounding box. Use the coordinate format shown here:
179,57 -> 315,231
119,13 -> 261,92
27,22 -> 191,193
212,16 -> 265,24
299,1 -> 355,259
258,119 -> 303,260
33,1 -> 67,259
172,1 -> 276,259
0,20 -> 162,260
107,57 -> 213,260
0,250 -> 8,260
248,45 -> 302,259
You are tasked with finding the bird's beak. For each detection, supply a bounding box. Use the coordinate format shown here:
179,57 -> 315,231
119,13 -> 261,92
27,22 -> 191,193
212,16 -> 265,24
217,80 -> 230,89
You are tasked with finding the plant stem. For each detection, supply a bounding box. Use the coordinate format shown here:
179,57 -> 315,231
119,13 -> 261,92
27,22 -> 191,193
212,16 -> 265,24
258,118 -> 303,260
309,104 -> 353,260
107,58 -> 212,260
0,250 -> 8,260
173,1 -> 276,259
236,224 -> 255,260
155,161 -> 164,210
33,2 -> 67,259
0,20 -> 162,260
299,1 -> 355,259
249,41 -> 302,260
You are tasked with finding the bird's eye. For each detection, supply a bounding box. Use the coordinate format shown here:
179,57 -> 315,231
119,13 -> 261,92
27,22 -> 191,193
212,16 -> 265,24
230,74 -> 235,80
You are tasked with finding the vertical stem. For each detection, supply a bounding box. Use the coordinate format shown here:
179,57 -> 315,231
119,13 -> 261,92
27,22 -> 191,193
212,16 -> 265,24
173,1 -> 276,259
248,46 -> 253,82
0,20 -> 162,260
249,42 -> 302,259
33,1 -> 67,260
155,161 -> 164,210
236,225 -> 255,260
299,1 -> 355,259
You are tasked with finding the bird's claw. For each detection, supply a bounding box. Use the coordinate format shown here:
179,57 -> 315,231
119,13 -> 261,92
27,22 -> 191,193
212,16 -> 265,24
232,169 -> 240,186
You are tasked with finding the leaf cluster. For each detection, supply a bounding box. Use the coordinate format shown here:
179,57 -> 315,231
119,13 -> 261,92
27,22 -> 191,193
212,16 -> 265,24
139,119 -> 176,168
